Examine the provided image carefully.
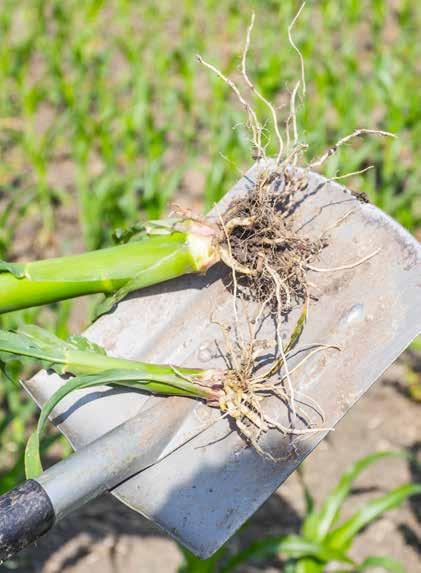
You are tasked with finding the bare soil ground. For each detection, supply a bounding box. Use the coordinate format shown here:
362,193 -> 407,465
8,359 -> 420,573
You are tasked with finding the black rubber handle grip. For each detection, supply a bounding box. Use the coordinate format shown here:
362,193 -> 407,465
0,480 -> 55,561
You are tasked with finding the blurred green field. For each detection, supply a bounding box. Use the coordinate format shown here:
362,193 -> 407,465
0,0 -> 419,498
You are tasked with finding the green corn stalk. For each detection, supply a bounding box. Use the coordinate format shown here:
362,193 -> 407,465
0,325 -> 222,478
0,297 -> 311,478
0,218 -> 220,316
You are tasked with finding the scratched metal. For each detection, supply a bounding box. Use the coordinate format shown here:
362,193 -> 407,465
23,162 -> 421,557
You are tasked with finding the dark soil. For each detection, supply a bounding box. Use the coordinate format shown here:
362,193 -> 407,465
221,167 -> 326,312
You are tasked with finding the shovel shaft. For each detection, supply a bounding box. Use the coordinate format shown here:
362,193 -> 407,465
0,397 -> 190,561
36,397 -> 189,520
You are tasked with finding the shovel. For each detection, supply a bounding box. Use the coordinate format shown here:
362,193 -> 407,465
0,163 -> 419,560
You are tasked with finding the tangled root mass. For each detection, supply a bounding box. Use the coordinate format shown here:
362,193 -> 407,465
219,166 -> 327,312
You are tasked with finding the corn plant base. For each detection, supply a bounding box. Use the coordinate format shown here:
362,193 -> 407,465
23,162 -> 421,558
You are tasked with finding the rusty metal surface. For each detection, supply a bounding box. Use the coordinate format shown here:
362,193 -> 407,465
23,163 -> 421,557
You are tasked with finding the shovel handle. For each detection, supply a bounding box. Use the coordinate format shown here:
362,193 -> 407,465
0,479 -> 55,561
0,398 -> 190,561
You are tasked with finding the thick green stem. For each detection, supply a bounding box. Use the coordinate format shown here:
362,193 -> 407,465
0,220 -> 220,314
53,348 -> 221,399
0,326 -> 224,477
0,326 -> 222,401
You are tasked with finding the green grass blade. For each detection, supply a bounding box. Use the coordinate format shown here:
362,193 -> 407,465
113,218 -> 181,244
278,536 -> 352,564
0,326 -> 211,378
0,327 -> 66,365
295,559 -> 325,573
24,367 -> 214,478
66,334 -> 107,355
220,535 -> 352,572
24,431 -> 43,479
297,465 -> 315,516
327,483 -> 421,551
283,561 -> 298,573
353,556 -> 406,573
332,556 -> 406,573
177,545 -> 226,573
285,300 -> 308,354
0,325 -> 107,373
113,222 -> 149,244
25,372 -> 119,478
302,451 -> 405,542
356,556 -> 406,573
220,537 -> 283,572
0,326 -> 120,376
0,260 -> 26,278
17,324 -> 69,348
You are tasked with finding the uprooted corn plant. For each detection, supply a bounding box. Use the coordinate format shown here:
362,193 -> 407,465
0,8 -> 394,471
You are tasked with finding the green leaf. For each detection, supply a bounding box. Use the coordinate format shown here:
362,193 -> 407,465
24,431 -> 43,479
67,335 -> 106,355
24,369 -> 144,478
220,537 -> 281,572
0,260 -> 26,278
283,561 -> 298,573
354,556 -> 406,573
18,324 -> 68,349
295,559 -> 324,573
279,536 -> 352,564
177,545 -> 226,573
0,327 -> 65,365
144,219 -> 186,234
327,483 -> 421,551
0,325 -> 99,374
220,535 -> 351,572
113,222 -> 148,244
285,300 -> 308,354
0,326 -> 107,374
297,465 -> 315,516
333,556 -> 406,573
302,451 -> 405,542
24,367 -> 208,478
112,218 -> 182,244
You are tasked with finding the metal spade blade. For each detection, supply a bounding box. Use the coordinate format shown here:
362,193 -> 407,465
22,163 -> 421,557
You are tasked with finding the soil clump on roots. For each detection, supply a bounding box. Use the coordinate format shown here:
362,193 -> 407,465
218,166 -> 327,313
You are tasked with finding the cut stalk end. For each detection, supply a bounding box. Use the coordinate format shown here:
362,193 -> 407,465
184,220 -> 221,272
